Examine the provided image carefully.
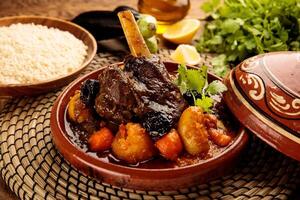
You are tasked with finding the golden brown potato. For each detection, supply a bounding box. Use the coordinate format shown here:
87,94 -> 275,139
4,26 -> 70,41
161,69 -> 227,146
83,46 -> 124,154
112,123 -> 156,164
178,106 -> 209,156
68,91 -> 91,123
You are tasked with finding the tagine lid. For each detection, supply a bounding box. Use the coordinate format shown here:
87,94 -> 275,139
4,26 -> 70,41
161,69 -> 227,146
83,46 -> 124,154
224,51 -> 300,161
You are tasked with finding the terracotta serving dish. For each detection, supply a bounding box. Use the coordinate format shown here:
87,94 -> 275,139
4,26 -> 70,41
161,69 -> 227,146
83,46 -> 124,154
50,62 -> 248,191
0,16 -> 97,96
224,51 -> 300,161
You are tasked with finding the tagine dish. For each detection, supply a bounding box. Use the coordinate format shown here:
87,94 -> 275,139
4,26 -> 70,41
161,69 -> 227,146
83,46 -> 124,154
50,11 -> 247,190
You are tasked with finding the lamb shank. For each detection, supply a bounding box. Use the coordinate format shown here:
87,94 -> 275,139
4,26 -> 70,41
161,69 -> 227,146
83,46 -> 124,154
95,55 -> 187,139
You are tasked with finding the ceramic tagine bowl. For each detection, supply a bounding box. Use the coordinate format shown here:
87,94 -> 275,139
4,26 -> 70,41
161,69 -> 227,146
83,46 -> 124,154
224,51 -> 300,161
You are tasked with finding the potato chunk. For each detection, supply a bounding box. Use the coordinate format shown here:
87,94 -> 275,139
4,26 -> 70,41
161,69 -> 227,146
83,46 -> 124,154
178,106 -> 209,155
112,123 -> 156,164
68,91 -> 91,123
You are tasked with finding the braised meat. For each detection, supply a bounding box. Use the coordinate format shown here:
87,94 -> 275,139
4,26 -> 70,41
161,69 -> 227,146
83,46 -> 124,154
95,65 -> 137,124
124,55 -> 187,139
95,55 -> 187,139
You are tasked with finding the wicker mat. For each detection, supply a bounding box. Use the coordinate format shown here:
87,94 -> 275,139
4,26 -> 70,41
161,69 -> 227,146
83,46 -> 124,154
0,50 -> 299,200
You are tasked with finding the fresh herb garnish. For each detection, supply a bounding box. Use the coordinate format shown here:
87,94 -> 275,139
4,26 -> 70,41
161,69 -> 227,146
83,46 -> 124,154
197,0 -> 300,77
206,80 -> 228,95
175,64 -> 227,113
194,96 -> 214,113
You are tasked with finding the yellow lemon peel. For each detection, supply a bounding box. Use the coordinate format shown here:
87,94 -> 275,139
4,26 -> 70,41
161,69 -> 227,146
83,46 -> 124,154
171,44 -> 202,66
163,19 -> 200,44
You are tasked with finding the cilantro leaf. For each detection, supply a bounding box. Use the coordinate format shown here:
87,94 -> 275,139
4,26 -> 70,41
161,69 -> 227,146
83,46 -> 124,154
186,69 -> 204,93
195,96 -> 214,113
175,64 -> 228,113
175,64 -> 208,94
206,80 -> 227,95
220,19 -> 241,34
175,64 -> 188,93
201,0 -> 221,13
211,54 -> 230,77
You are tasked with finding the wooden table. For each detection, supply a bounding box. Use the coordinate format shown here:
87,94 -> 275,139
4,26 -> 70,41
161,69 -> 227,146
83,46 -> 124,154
0,0 -> 204,199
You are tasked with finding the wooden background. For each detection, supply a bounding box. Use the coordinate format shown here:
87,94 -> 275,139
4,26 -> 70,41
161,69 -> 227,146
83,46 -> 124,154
0,0 -> 205,199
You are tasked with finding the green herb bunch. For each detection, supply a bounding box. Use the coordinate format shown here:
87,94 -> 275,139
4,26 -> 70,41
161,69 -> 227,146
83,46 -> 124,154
175,64 -> 227,113
197,0 -> 300,77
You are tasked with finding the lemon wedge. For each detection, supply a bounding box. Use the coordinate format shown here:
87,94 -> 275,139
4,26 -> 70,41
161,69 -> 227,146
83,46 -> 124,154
163,19 -> 200,44
171,44 -> 202,65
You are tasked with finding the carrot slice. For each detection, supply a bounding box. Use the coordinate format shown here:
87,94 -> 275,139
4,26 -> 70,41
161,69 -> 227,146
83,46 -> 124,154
88,127 -> 114,152
208,128 -> 232,147
155,129 -> 183,161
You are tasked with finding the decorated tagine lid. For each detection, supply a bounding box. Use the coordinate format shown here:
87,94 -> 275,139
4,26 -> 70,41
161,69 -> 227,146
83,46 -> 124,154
224,51 -> 300,161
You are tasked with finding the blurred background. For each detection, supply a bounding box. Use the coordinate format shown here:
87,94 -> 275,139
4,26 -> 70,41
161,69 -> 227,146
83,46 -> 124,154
0,0 -> 205,20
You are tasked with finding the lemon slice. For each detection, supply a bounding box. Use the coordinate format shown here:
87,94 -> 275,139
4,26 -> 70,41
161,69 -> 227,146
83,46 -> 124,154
171,44 -> 202,65
163,19 -> 200,44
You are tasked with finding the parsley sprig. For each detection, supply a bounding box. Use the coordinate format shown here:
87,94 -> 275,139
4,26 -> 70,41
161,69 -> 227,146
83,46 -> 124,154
175,64 -> 227,113
197,0 -> 300,77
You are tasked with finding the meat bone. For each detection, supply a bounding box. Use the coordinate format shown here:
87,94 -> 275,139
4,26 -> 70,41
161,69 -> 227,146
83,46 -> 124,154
118,10 -> 151,58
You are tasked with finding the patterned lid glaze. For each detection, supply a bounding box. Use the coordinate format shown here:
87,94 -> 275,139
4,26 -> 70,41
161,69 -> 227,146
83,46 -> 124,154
224,51 -> 300,161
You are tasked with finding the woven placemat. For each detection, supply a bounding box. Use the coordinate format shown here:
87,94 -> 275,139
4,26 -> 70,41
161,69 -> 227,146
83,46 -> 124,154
0,50 -> 299,200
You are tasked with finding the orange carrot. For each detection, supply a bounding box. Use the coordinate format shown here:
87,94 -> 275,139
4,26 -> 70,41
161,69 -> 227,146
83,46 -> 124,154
155,129 -> 183,161
208,128 -> 232,147
88,127 -> 114,152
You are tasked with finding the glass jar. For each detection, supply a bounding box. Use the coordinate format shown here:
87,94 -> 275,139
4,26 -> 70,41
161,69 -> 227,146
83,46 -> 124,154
138,0 -> 190,24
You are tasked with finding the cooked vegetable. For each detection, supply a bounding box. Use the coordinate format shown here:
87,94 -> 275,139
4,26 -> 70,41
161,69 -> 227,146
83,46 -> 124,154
175,64 -> 227,113
111,123 -> 156,164
137,14 -> 158,53
178,106 -> 210,155
155,129 -> 183,161
203,113 -> 218,129
197,0 -> 300,77
137,14 -> 157,39
80,79 -> 99,107
203,114 -> 232,147
208,128 -> 232,147
68,91 -> 92,123
145,36 -> 158,54
88,127 -> 114,152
